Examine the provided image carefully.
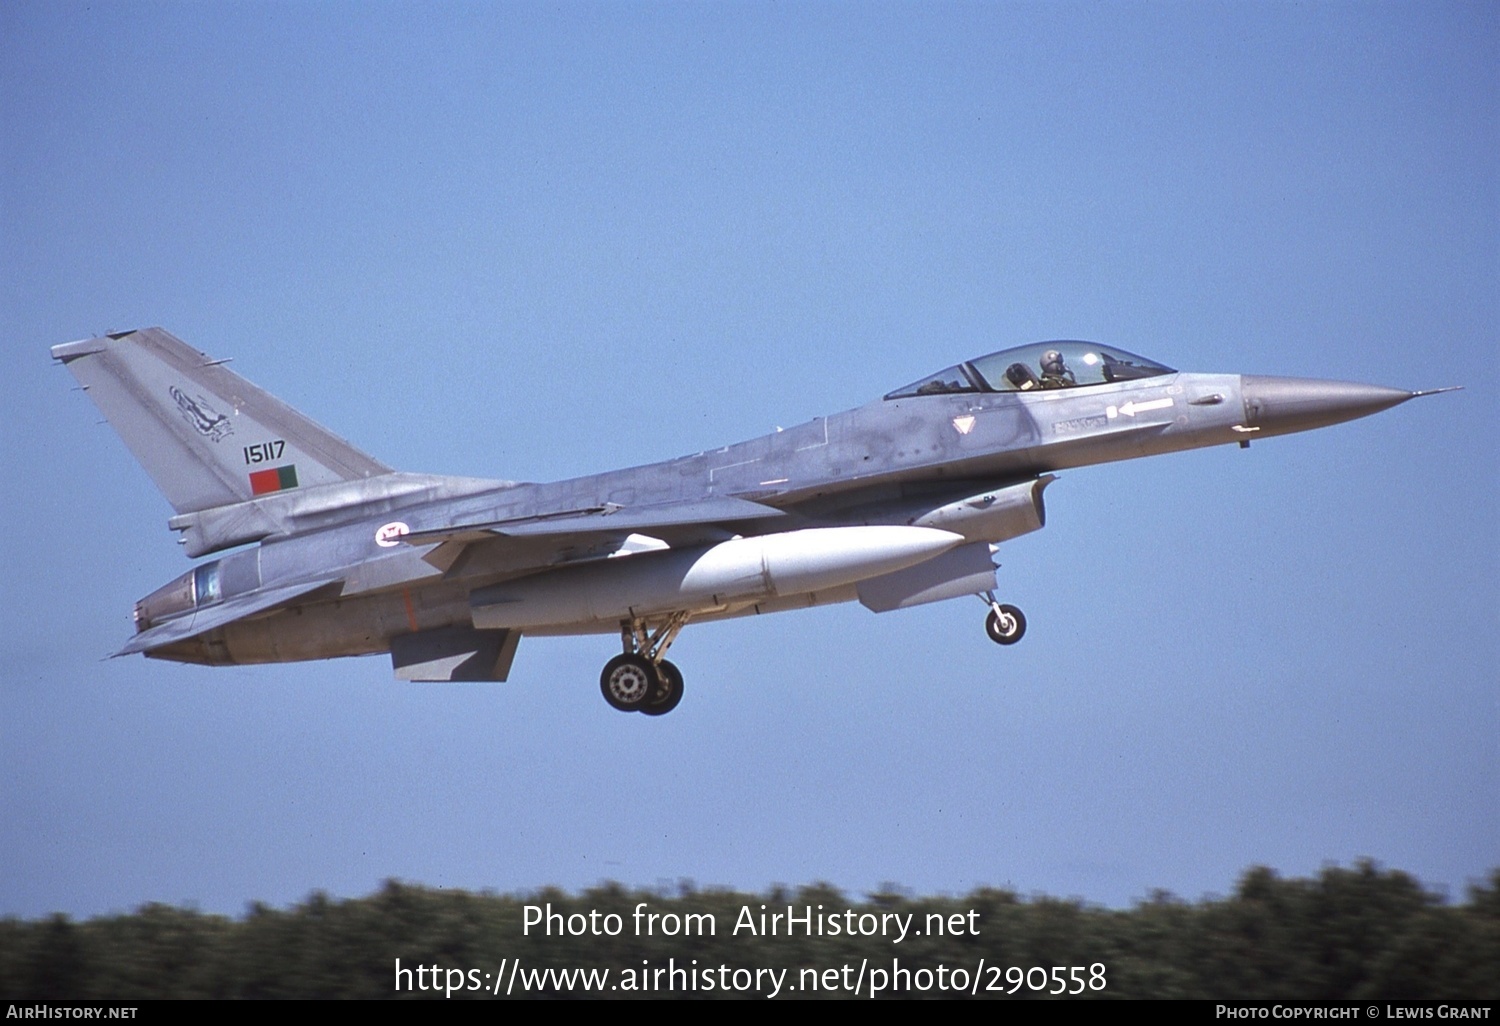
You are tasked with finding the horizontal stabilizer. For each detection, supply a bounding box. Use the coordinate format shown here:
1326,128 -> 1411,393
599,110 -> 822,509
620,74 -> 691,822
403,494 -> 786,546
390,626 -> 521,682
115,577 -> 343,656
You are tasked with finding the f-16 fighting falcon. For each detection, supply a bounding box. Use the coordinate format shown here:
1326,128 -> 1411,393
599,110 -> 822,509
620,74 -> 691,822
52,328 -> 1456,715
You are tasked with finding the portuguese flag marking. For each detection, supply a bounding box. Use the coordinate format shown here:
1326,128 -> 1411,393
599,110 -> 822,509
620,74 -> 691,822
249,465 -> 299,495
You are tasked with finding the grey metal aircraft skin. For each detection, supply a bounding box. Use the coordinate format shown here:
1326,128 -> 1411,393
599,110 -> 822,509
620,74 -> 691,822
52,329 -> 1456,715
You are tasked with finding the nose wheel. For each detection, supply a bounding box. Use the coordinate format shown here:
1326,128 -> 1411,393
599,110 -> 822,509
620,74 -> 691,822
980,592 -> 1026,645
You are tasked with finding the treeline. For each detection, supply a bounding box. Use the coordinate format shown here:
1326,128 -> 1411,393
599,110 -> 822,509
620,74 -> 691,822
2,861 -> 1495,999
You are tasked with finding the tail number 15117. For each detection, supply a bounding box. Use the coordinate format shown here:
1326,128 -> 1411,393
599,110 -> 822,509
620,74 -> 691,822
243,440 -> 286,464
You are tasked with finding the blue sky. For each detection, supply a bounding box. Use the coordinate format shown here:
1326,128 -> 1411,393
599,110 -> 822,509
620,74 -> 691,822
2,1 -> 1495,920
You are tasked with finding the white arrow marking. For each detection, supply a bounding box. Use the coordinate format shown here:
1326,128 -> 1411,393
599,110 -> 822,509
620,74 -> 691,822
952,415 -> 976,435
1106,397 -> 1175,419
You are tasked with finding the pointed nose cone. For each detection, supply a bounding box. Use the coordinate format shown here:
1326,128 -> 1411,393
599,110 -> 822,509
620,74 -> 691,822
1240,375 -> 1420,437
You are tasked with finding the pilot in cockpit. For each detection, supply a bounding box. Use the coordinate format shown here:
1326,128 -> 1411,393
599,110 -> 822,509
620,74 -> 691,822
1039,349 -> 1076,389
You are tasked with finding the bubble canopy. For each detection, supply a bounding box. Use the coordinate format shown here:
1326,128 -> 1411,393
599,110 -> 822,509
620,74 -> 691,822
885,341 -> 1175,399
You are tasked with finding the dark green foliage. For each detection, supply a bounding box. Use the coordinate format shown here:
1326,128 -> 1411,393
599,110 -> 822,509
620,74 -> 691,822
0,861 -> 1494,999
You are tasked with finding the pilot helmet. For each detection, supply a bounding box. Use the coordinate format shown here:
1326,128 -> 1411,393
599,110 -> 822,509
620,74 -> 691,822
1041,350 -> 1066,375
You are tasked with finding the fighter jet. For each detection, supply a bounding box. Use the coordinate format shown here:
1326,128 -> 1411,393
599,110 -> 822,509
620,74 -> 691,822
52,328 -> 1455,715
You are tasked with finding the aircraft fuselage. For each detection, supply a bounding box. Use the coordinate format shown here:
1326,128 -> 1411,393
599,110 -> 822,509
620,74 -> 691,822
147,371 -> 1244,665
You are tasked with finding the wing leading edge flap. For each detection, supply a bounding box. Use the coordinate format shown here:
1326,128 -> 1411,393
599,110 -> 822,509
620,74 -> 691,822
403,495 -> 786,547
115,578 -> 343,656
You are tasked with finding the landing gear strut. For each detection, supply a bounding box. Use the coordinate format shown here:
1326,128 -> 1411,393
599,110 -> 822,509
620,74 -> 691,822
599,613 -> 690,714
979,591 -> 1026,645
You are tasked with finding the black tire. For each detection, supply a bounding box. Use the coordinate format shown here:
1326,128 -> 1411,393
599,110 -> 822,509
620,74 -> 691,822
985,604 -> 1026,645
600,653 -> 659,711
640,659 -> 684,716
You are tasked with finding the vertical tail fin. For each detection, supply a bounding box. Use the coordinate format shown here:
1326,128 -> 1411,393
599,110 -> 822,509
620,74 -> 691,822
52,327 -> 392,515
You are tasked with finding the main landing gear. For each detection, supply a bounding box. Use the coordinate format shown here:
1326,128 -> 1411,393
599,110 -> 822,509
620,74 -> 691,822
980,590 -> 1026,645
600,613 -> 689,715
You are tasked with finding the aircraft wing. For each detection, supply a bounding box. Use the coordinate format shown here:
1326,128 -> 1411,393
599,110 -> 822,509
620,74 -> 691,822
402,495 -> 787,546
115,577 -> 344,656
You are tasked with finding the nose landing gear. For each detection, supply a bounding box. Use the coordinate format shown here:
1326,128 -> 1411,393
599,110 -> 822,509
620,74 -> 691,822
980,591 -> 1026,645
599,613 -> 690,715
